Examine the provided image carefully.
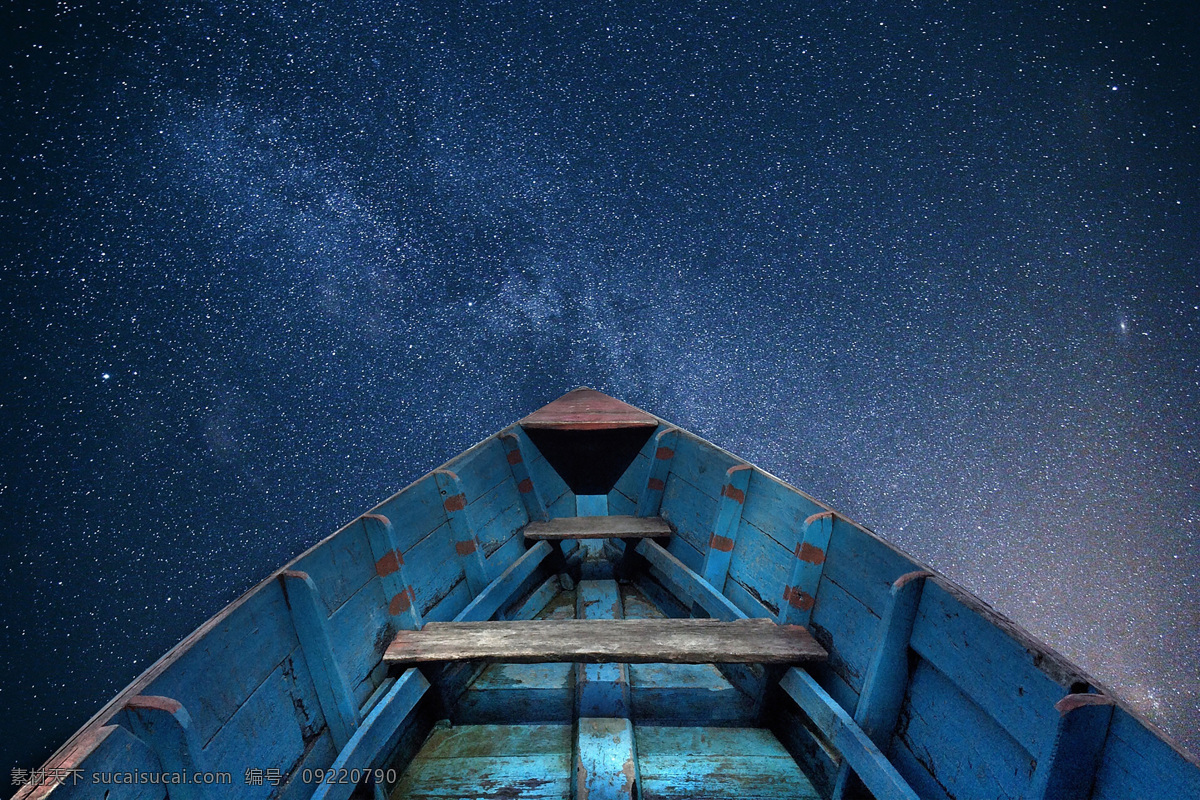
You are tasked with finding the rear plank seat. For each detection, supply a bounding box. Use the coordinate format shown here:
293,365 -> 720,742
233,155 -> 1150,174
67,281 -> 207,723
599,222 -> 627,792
523,514 -> 673,540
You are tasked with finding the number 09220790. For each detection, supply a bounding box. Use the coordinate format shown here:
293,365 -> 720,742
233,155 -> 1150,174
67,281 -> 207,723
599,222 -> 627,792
302,768 -> 397,785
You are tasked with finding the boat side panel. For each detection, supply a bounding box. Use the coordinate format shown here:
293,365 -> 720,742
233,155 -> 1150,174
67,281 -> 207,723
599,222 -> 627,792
908,580 -> 1075,758
403,522 -> 465,614
739,470 -> 827,552
809,576 -> 879,697
660,471 -> 718,556
1091,707 -> 1200,800
291,522 -> 377,617
200,655 -> 324,799
821,518 -> 920,618
891,658 -> 1035,800
726,518 -> 790,615
505,425 -> 572,512
369,474 -> 445,553
276,731 -> 339,800
442,437 -> 514,505
723,575 -> 775,619
142,580 -> 300,744
326,574 -> 392,707
467,479 -> 527,557
667,432 -> 740,501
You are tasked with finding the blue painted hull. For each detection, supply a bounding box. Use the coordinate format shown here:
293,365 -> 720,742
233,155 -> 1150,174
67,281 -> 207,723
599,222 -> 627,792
16,390 -> 1200,800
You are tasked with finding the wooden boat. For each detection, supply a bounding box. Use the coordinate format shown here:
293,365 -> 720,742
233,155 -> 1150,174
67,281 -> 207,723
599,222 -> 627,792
17,388 -> 1199,800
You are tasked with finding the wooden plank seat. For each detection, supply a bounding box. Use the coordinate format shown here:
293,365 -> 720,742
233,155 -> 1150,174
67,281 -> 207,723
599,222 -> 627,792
523,514 -> 673,540
384,618 -> 827,665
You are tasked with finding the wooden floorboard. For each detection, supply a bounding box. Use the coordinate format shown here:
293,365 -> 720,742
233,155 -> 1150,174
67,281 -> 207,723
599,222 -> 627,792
385,618 -> 826,665
636,726 -> 821,800
523,514 -> 672,540
391,723 -> 572,800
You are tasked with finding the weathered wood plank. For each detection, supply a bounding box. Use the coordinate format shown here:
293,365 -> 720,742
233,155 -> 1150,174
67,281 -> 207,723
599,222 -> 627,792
291,522 -> 376,617
404,523 -> 467,617
441,436 -> 514,505
278,571 -> 361,750
455,541 -> 553,623
821,517 -> 921,618
547,489 -> 578,519
636,726 -> 821,800
141,580 -> 299,745
664,432 -> 739,501
525,515 -> 672,540
701,464 -> 752,590
434,470 -> 490,595
201,656 -> 321,797
393,723 -> 572,800
575,717 -> 639,800
500,431 -> 548,522
14,725 -> 167,800
368,473 -> 446,554
466,480 -> 526,557
726,520 -> 791,617
385,618 -> 825,664
310,669 -> 430,800
779,668 -> 920,800
452,662 -> 575,724
740,469 -> 828,552
520,387 -> 658,429
635,427 -> 678,517
507,575 -> 561,621
421,575 -> 472,623
325,571 -> 393,708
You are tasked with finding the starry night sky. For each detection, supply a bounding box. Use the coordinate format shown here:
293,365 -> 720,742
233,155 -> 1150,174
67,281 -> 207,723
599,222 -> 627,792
2,0 -> 1198,782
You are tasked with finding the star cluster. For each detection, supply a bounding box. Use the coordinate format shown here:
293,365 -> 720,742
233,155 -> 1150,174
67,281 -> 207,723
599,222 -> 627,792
2,0 -> 1197,778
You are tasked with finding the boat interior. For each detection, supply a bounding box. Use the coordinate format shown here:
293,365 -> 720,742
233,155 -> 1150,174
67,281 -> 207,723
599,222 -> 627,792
20,389 -> 1200,800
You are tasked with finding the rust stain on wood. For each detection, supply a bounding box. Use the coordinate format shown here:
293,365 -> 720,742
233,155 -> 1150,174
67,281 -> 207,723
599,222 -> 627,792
506,449 -> 523,465
517,477 -> 534,494
444,493 -> 467,512
720,484 -> 746,503
455,539 -> 478,556
655,446 -> 675,460
647,477 -> 666,491
375,549 -> 403,577
389,588 -> 415,614
783,586 -> 816,611
796,542 -> 826,565
709,534 -> 735,552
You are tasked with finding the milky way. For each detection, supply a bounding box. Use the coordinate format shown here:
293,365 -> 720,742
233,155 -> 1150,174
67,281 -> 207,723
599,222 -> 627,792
2,1 -> 1198,779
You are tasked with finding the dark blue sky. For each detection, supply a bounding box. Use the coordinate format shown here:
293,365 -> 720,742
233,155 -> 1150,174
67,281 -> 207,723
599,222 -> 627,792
2,0 -> 1198,781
